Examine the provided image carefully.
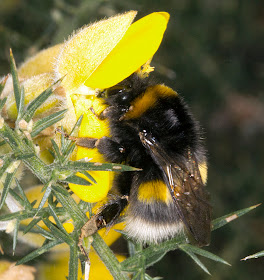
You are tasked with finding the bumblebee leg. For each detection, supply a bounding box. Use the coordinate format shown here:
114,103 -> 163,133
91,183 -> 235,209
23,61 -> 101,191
55,127 -> 98,148
56,128 -> 126,159
78,196 -> 128,256
78,215 -> 105,258
89,106 -> 110,120
96,137 -> 126,162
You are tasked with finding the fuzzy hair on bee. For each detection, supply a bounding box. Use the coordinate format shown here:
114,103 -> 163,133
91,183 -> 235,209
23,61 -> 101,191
77,73 -> 211,249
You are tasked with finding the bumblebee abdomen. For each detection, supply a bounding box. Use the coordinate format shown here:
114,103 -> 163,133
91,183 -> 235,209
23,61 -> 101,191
125,215 -> 184,244
126,196 -> 184,244
123,178 -> 184,244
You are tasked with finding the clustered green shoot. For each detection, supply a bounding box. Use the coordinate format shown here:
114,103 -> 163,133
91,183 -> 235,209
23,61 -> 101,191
0,52 -> 261,280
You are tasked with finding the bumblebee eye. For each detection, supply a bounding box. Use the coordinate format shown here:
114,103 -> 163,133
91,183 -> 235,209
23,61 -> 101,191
114,89 -> 131,104
121,92 -> 130,102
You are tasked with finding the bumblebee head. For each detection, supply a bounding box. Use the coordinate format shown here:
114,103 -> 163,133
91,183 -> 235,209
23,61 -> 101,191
105,73 -> 150,106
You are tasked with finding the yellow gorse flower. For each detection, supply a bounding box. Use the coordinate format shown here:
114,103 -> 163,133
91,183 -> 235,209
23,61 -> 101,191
4,11 -> 170,203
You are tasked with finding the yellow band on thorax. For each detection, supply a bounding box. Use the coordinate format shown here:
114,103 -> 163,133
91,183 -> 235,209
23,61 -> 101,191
123,84 -> 178,120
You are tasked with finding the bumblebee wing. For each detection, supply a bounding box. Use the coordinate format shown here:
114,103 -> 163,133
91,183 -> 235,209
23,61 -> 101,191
139,132 -> 211,246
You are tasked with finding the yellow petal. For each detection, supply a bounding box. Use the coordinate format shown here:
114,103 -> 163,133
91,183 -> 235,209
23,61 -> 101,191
55,11 -> 137,93
68,95 -> 114,202
90,253 -> 126,280
62,222 -> 75,233
69,169 -> 114,203
18,44 -> 63,78
85,12 -> 170,89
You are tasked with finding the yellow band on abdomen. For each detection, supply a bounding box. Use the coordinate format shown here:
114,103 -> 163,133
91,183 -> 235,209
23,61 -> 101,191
137,180 -> 172,204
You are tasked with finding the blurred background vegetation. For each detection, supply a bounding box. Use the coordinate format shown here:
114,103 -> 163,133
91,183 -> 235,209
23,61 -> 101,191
0,0 -> 263,279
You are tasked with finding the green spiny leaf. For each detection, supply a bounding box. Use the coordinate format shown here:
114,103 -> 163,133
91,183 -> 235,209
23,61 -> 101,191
31,109 -> 67,138
179,244 -> 230,266
52,184 -> 70,196
0,76 -> 7,95
0,206 -> 66,222
13,219 -> 20,254
145,275 -> 162,280
31,200 -> 37,208
17,85 -> 25,121
23,217 -> 42,234
34,225 -> 55,240
9,49 -> 21,114
16,239 -> 63,265
92,233 -> 129,280
0,123 -> 21,149
63,175 -> 92,186
48,204 -> 69,236
212,204 -> 261,231
22,82 -> 57,122
132,270 -> 142,280
241,250 -> 264,261
59,125 -> 66,149
61,142 -> 76,162
15,153 -> 35,160
54,190 -> 86,226
15,178 -> 32,209
42,218 -> 73,245
79,170 -> 96,184
0,169 -> 18,209
51,139 -> 62,162
48,148 -> 56,160
59,115 -> 82,155
0,210 -> 35,221
0,97 -> 7,112
69,245 -> 79,280
56,160 -> 139,172
18,222 -> 53,239
121,236 -> 185,271
128,240 -> 137,257
8,188 -> 26,208
70,115 -> 83,136
36,185 -> 52,215
0,158 -> 13,180
179,245 -> 211,275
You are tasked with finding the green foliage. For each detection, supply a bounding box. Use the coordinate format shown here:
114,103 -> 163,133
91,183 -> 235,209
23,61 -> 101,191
242,250 -> 264,261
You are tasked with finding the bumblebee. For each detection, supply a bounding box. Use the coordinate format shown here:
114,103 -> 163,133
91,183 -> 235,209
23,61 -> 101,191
77,73 -> 211,249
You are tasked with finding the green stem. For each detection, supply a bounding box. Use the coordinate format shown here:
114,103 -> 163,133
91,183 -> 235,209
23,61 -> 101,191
69,244 -> 79,280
